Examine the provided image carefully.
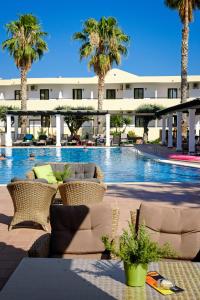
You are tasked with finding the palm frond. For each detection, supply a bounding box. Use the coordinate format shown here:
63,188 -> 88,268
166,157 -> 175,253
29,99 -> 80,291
74,16 -> 129,77
2,14 -> 48,70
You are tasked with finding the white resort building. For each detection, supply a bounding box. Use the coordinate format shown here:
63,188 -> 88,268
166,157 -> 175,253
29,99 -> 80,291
1,68 -> 200,146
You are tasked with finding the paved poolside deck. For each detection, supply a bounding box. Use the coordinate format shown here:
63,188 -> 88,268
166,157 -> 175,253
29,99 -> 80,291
0,183 -> 200,290
133,144 -> 200,168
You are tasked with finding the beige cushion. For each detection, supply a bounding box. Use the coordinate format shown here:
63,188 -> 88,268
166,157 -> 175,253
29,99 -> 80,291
138,203 -> 200,260
50,203 -> 113,255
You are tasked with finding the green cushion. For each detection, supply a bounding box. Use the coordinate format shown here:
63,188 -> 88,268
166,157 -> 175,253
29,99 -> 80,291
33,165 -> 57,184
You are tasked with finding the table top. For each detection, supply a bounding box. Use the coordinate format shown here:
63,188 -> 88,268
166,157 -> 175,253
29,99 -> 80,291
0,258 -> 199,300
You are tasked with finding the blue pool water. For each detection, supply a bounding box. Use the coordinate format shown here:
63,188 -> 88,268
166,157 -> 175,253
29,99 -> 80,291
0,147 -> 200,184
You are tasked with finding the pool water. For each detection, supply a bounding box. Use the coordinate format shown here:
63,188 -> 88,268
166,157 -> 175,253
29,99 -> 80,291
0,147 -> 200,184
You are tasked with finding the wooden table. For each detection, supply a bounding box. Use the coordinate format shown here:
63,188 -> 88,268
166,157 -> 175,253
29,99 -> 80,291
0,258 -> 199,300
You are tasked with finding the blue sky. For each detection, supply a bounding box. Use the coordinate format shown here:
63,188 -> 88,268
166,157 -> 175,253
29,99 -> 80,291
1,0 -> 200,78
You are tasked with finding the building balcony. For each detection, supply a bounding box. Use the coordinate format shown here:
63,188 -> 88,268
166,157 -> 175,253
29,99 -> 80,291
0,97 -> 184,112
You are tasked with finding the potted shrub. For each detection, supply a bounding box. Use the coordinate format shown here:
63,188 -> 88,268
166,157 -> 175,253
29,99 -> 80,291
127,130 -> 137,143
102,223 -> 175,287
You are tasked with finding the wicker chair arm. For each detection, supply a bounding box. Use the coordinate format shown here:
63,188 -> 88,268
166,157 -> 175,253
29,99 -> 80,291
26,170 -> 36,180
95,165 -> 104,181
100,182 -> 107,190
130,209 -> 140,230
109,208 -> 120,260
111,208 -> 120,239
28,233 -> 51,258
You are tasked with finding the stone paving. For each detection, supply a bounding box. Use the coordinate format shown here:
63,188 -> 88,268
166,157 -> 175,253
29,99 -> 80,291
0,182 -> 200,290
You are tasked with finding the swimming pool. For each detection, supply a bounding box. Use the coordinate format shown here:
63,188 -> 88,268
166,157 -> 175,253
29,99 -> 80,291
0,147 -> 200,184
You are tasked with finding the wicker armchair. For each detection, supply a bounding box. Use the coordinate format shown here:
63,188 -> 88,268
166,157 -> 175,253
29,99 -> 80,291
28,205 -> 119,259
58,181 -> 107,205
7,181 -> 57,231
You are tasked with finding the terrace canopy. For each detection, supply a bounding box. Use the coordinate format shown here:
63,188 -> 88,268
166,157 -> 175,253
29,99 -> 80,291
5,110 -> 110,147
156,98 -> 200,153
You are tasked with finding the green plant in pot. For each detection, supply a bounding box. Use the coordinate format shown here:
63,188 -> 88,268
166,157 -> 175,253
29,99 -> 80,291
53,166 -> 72,183
102,223 -> 175,287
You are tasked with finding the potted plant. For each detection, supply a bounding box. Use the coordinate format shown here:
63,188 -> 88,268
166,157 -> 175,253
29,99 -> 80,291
127,130 -> 137,143
53,166 -> 72,183
102,223 -> 175,287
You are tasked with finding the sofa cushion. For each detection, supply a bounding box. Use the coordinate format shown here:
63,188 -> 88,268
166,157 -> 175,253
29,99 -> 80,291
138,203 -> 200,260
64,163 -> 96,180
50,164 -> 66,173
63,178 -> 100,184
33,178 -> 49,183
33,165 -> 57,184
24,134 -> 33,141
50,203 -> 113,255
11,177 -> 48,184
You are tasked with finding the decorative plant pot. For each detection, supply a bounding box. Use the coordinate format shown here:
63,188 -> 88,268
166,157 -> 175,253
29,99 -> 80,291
124,262 -> 148,287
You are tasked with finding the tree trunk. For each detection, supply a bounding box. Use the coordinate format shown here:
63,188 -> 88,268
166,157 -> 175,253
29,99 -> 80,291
181,0 -> 189,138
98,74 -> 104,111
97,74 -> 105,134
143,125 -> 149,144
20,67 -> 28,135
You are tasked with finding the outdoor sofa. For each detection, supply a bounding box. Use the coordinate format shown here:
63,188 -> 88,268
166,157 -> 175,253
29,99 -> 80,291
131,203 -> 200,261
28,203 -> 119,259
26,162 -> 104,184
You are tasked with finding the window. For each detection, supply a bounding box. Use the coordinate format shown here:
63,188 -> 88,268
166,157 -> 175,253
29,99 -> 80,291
168,88 -> 177,99
40,89 -> 49,100
148,119 -> 156,127
173,116 -> 177,127
41,116 -> 50,127
157,119 -> 162,127
125,84 -> 131,90
14,90 -> 21,100
193,83 -> 199,89
73,89 -> 82,99
106,89 -> 116,99
135,116 -> 144,127
134,88 -> 144,99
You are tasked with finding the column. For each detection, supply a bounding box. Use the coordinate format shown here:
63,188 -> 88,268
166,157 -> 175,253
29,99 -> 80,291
105,113 -> 110,147
14,116 -> 18,140
5,114 -> 12,147
188,109 -> 196,153
60,116 -> 64,138
90,91 -> 94,99
155,90 -> 158,99
56,114 -> 61,147
176,111 -> 182,152
168,114 -> 173,148
161,116 -> 166,145
58,90 -> 63,99
195,116 -> 200,136
132,115 -> 135,127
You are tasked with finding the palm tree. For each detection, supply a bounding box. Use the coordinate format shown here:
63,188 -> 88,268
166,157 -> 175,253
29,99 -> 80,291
135,104 -> 164,143
2,14 -> 48,134
73,17 -> 129,111
165,0 -> 200,103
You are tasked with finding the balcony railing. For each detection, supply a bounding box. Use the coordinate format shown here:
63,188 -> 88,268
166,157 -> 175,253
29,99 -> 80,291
0,97 -> 186,101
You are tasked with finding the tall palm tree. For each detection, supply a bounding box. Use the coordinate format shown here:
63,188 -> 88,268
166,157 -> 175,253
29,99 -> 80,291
73,17 -> 129,111
165,0 -> 200,103
2,14 -> 48,134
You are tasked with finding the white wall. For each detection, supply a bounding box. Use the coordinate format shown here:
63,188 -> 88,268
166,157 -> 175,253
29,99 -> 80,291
0,82 -> 200,101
